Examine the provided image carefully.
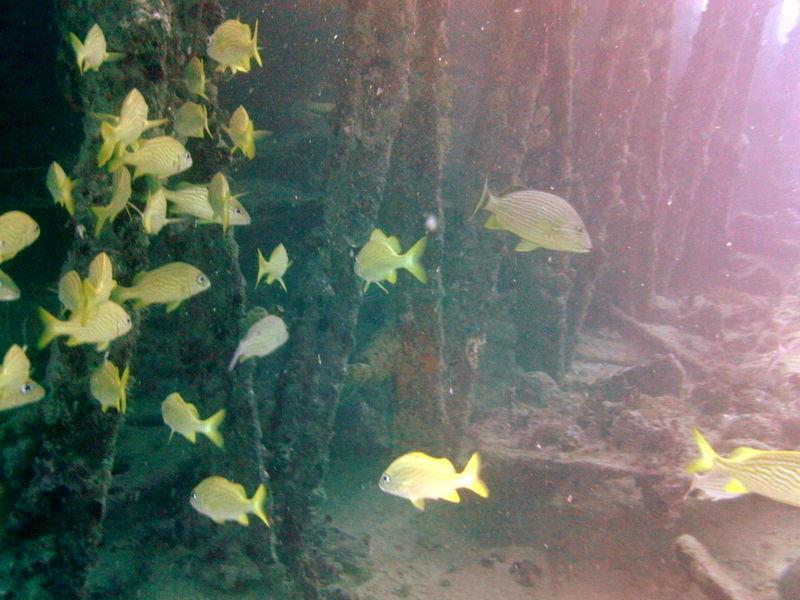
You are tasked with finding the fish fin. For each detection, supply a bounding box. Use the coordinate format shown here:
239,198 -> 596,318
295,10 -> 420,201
386,235 -> 402,254
165,300 -> 182,313
515,241 -> 540,252
91,207 -> 109,237
237,513 -> 250,526
37,307 -> 60,349
252,483 -> 270,526
186,430 -> 197,444
370,229 -> 389,243
411,498 -> 426,511
96,341 -> 109,352
228,349 -> 241,371
104,51 -> 125,63
376,281 -> 389,294
204,409 -> 226,448
483,214 -> 504,230
255,249 -> 269,287
119,366 -> 130,414
727,446 -> 763,462
253,129 -> 270,140
252,20 -> 263,67
277,277 -> 287,292
168,430 -> 175,444
687,428 -> 719,474
403,236 -> 428,284
441,489 -> 461,503
469,176 -> 493,221
724,478 -> 749,494
69,32 -> 85,73
97,122 -> 117,167
386,270 -> 397,285
101,404 -> 108,413
462,451 -> 490,498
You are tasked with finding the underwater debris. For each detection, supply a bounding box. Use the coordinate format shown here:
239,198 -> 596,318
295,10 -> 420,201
354,228 -> 428,293
379,451 -> 489,510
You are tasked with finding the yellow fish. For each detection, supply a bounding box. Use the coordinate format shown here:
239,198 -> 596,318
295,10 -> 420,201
354,229 -> 427,293
90,359 -> 130,413
255,244 -> 290,291
38,300 -> 132,352
206,19 -> 262,74
688,428 -> 800,508
58,253 -> 117,326
46,161 -> 78,216
0,345 -> 45,412
183,57 -> 208,100
470,179 -> 592,253
190,476 -> 269,526
92,167 -> 132,237
111,261 -> 210,312
164,183 -> 251,226
136,188 -> 182,235
379,451 -> 489,510
208,172 -> 245,232
0,268 -> 20,301
58,270 -> 84,315
228,314 -> 288,370
0,211 -> 40,263
69,23 -> 124,74
161,392 -> 225,448
222,106 -> 269,159
112,136 -> 192,179
96,88 -> 168,167
173,101 -> 211,140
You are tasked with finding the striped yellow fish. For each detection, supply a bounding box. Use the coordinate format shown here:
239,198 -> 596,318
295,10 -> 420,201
164,183 -> 250,226
90,359 -> 130,413
228,314 -> 288,370
112,136 -> 192,180
0,211 -> 40,263
46,161 -> 78,216
354,229 -> 427,293
96,88 -> 168,167
379,451 -> 489,510
0,268 -> 20,301
222,106 -> 269,159
470,179 -> 591,253
255,244 -> 290,291
137,188 -> 182,235
684,470 -> 746,502
69,23 -> 124,74
688,428 -> 800,507
184,57 -> 208,100
191,476 -> 269,526
38,300 -> 132,352
111,262 -> 210,312
206,19 -> 262,74
0,345 -> 45,411
161,392 -> 225,448
208,172 -> 246,231
92,166 -> 131,237
173,101 -> 210,140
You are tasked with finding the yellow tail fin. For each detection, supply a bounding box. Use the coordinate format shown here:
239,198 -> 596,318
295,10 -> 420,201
687,428 -> 719,474
37,307 -> 60,349
403,236 -> 428,284
119,366 -> 130,414
203,408 -> 226,448
252,483 -> 270,526
462,451 -> 489,498
69,32 -> 85,73
97,121 -> 117,167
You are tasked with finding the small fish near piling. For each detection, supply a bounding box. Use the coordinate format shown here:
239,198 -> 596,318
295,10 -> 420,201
190,476 -> 269,526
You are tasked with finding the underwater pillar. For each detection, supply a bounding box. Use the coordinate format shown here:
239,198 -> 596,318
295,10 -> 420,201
266,0 -> 416,596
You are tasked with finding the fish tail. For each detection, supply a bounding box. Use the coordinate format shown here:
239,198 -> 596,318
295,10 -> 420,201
104,51 -> 125,63
91,206 -> 108,237
110,285 -> 132,304
461,451 -> 489,498
403,236 -> 428,284
468,176 -> 493,221
97,122 -> 118,168
37,307 -> 60,349
204,408 -> 226,448
687,428 -> 719,475
227,349 -> 241,371
252,483 -> 270,526
252,20 -> 263,67
69,32 -> 85,73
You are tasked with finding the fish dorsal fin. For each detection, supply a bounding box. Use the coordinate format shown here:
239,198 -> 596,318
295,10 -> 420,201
498,183 -> 528,196
370,228 -> 390,244
441,489 -> 461,503
59,271 -> 84,311
411,498 -> 426,510
727,447 -> 763,462
1,345 -> 29,386
386,236 -> 401,254
187,402 -> 200,419
405,452 -> 456,473
724,478 -> 749,494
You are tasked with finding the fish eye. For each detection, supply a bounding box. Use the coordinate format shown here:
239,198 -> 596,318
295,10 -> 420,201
234,207 -> 242,215
191,491 -> 197,500
197,274 -> 207,286
20,383 -> 33,395
381,474 -> 390,484
576,226 -> 584,233
125,316 -> 132,325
